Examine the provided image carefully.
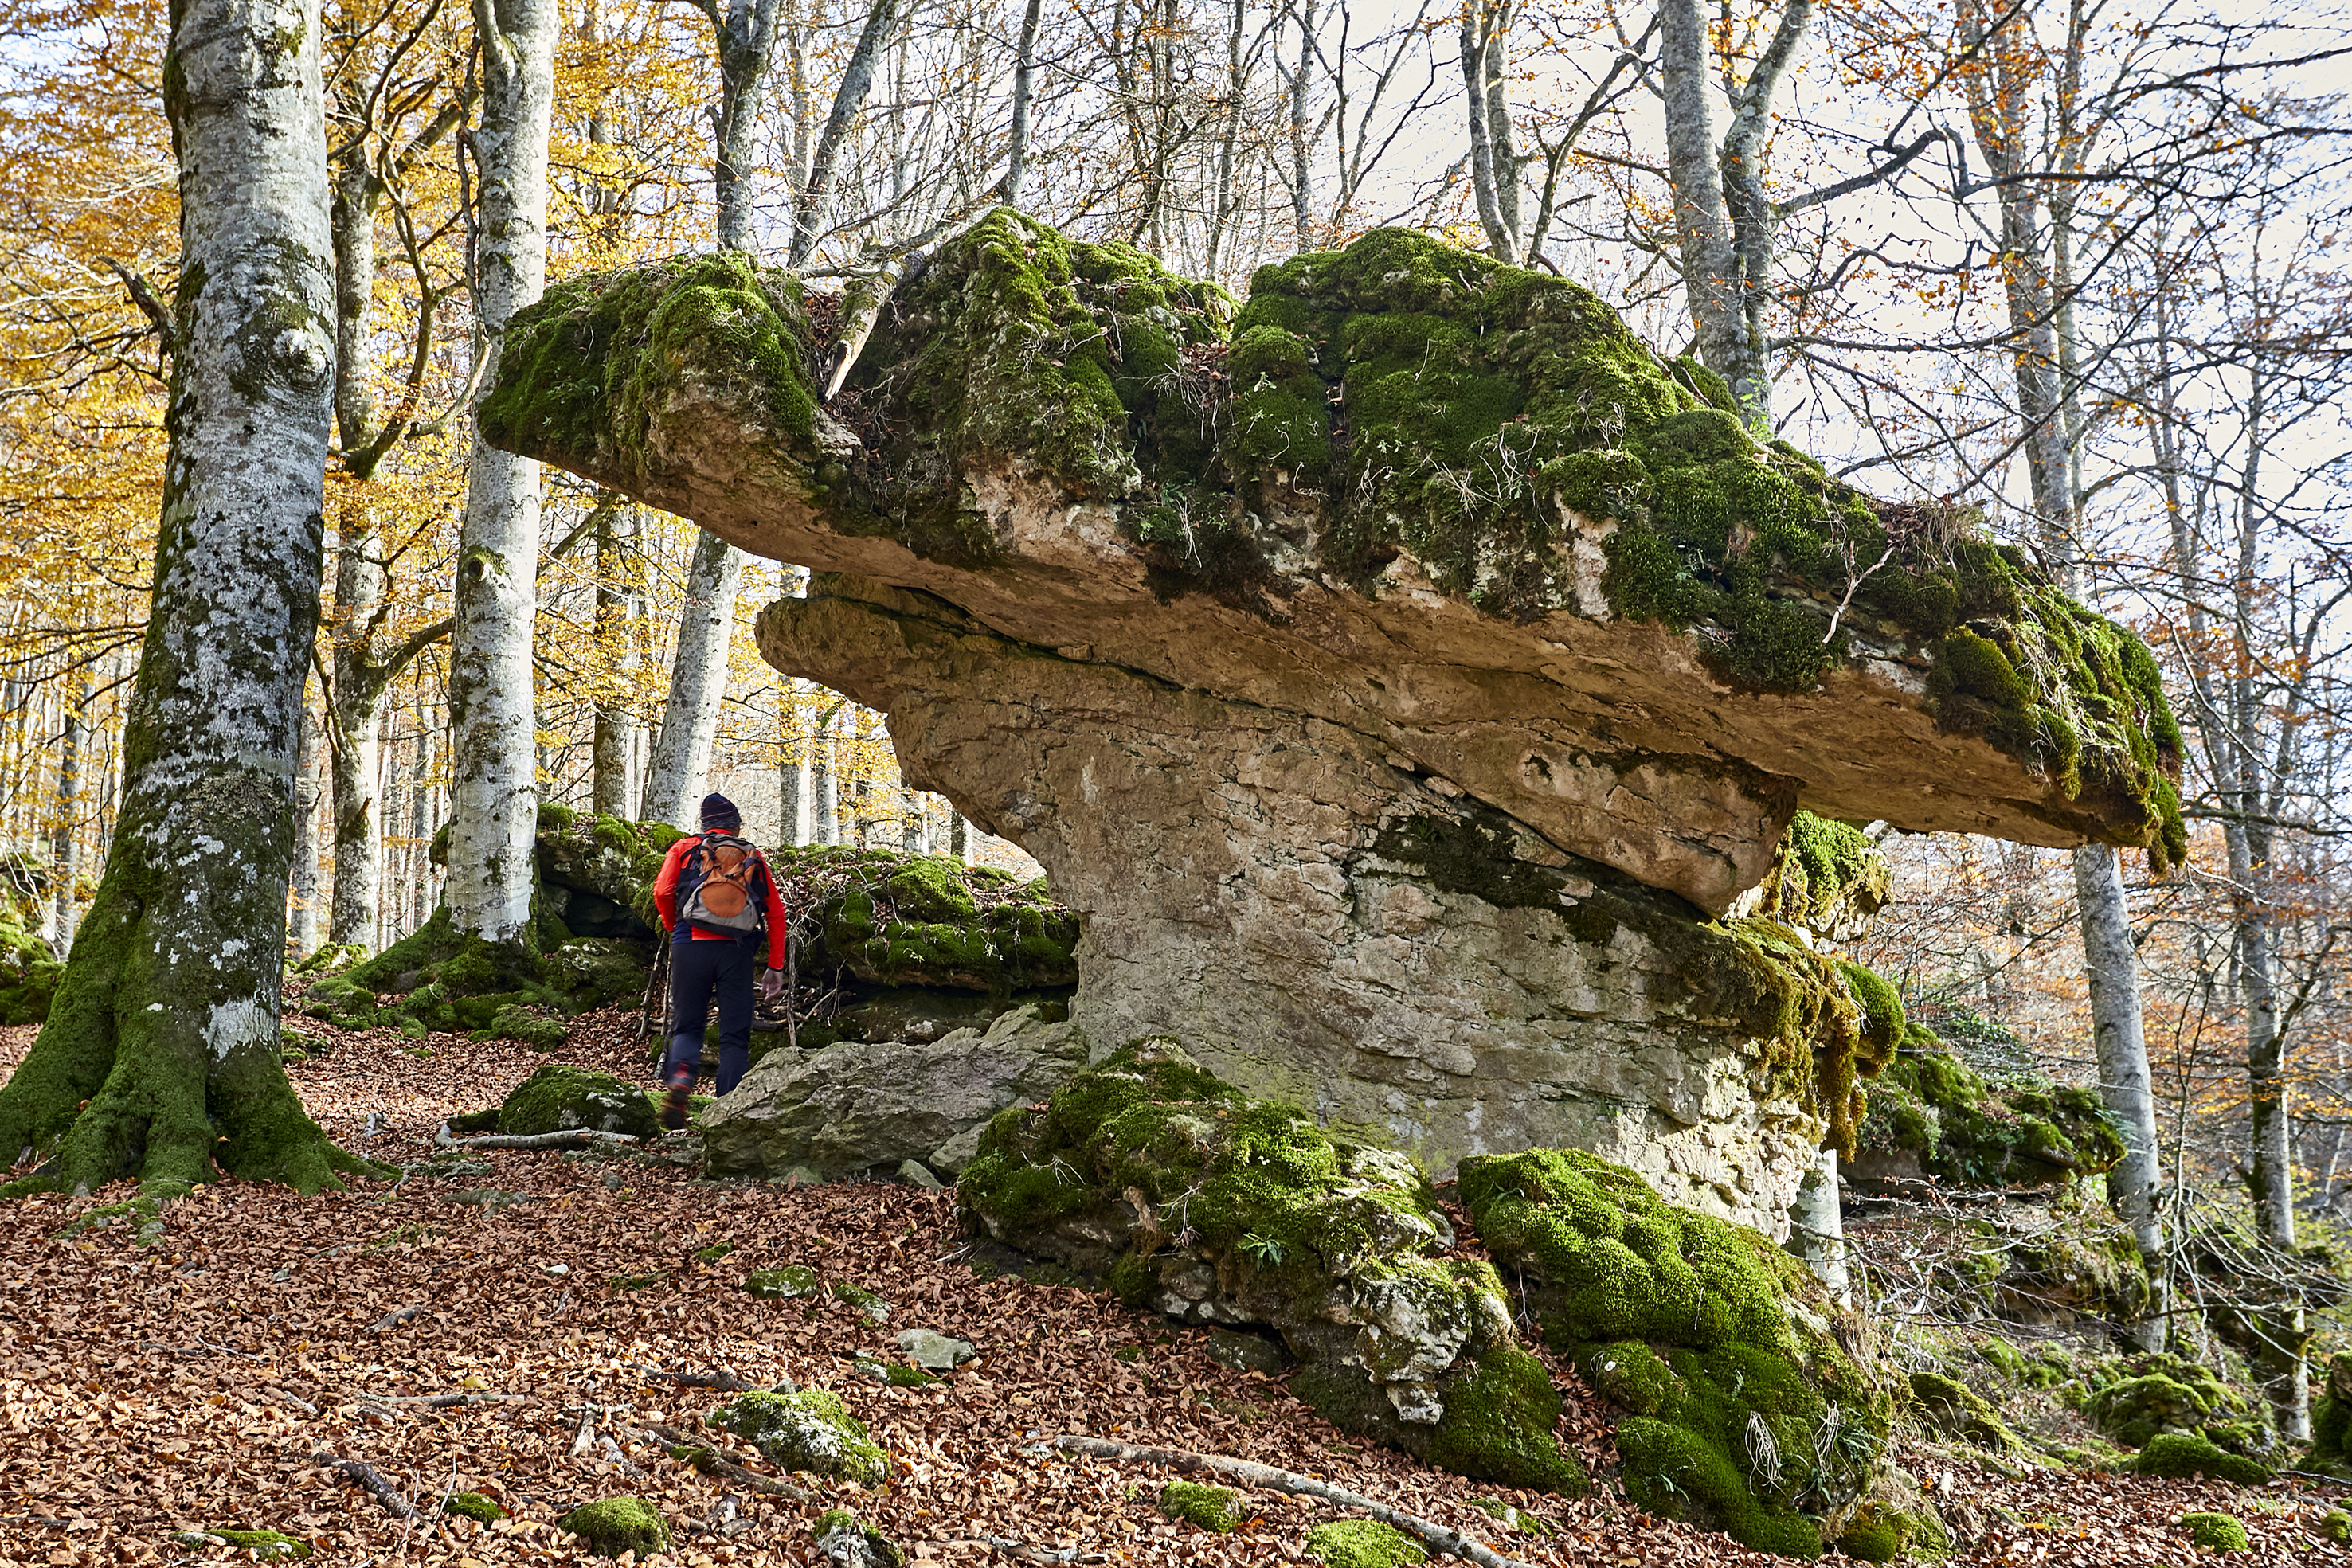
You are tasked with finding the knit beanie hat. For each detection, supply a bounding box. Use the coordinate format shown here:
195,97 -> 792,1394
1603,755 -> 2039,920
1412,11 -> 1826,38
699,792 -> 741,830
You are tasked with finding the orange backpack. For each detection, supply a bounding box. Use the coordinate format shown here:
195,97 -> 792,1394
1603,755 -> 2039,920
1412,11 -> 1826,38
679,832 -> 765,936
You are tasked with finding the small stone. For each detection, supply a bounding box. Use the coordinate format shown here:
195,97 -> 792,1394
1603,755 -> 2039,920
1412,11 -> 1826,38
814,1507 -> 906,1568
830,1280 -> 890,1323
557,1496 -> 670,1559
1204,1328 -> 1287,1374
894,1328 -> 976,1371
1158,1480 -> 1246,1532
602,1170 -> 625,1190
746,1264 -> 821,1300
706,1390 -> 891,1484
2178,1511 -> 2248,1553
783,1164 -> 826,1187
444,1492 -> 503,1523
896,1159 -> 943,1190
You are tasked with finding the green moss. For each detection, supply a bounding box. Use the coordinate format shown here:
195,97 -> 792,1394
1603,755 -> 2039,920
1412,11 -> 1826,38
2179,1511 -> 2248,1552
1304,1518 -> 1430,1566
805,850 -> 1078,995
444,1492 -> 503,1523
482,252 -> 816,495
1857,1024 -> 2128,1188
2134,1432 -> 2272,1486
1424,1340 -> 1590,1494
1750,813 -> 1892,940
1158,1480 -> 1247,1531
814,1509 -> 906,1566
742,1264 -> 819,1300
1835,1503 -> 1920,1564
2318,1508 -> 2352,1543
2086,1355 -> 2255,1449
706,1390 -> 891,1484
1461,1148 -> 1895,1558
1907,1371 -> 2027,1454
497,1065 -> 656,1138
556,1496 -> 670,1559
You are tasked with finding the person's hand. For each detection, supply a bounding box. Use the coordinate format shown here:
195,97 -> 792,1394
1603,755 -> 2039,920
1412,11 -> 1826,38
759,968 -> 785,1004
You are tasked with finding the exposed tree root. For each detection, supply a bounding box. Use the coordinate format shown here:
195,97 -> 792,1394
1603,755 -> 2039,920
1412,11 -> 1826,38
640,1421 -> 816,1501
1053,1434 -> 1539,1568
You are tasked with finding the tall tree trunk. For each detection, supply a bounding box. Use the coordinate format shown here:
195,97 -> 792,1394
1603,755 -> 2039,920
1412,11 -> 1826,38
2073,843 -> 2169,1351
707,0 -> 781,252
1657,0 -> 1740,390
0,0 -> 362,1195
641,526 -> 742,827
1458,0 -> 1518,264
787,0 -> 899,268
949,810 -> 968,863
812,706 -> 838,845
1001,0 -> 1045,205
290,692 -> 321,956
327,700 -> 381,945
447,0 -> 559,945
590,501 -> 639,816
49,670 -> 88,957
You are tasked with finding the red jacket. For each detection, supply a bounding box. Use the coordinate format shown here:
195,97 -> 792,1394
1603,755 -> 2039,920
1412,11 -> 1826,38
652,834 -> 789,969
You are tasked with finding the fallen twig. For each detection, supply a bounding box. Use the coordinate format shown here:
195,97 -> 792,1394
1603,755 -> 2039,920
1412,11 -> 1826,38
371,1304 -> 426,1333
631,1363 -> 759,1392
361,1390 -> 525,1409
1052,1435 -> 1535,1568
639,1421 -> 816,1501
311,1451 -> 417,1519
432,1124 -> 642,1152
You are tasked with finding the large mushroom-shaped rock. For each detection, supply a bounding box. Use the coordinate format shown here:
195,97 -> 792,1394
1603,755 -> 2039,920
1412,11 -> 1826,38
482,215 -> 2182,1227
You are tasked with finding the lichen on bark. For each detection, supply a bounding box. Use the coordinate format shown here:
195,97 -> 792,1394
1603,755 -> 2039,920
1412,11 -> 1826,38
0,0 -> 366,1198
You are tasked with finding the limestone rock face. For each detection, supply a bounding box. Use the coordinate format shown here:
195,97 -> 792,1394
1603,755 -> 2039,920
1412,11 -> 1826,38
701,1003 -> 1086,1180
482,215 -> 2182,1224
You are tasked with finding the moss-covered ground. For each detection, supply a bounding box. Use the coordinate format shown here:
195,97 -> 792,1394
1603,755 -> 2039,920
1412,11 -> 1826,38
1855,1018 -> 2128,1191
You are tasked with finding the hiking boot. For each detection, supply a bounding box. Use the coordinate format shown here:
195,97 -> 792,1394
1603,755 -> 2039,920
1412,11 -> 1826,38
662,1067 -> 693,1132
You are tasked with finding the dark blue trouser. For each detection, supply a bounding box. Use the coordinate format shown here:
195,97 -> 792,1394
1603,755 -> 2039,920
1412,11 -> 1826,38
663,935 -> 756,1096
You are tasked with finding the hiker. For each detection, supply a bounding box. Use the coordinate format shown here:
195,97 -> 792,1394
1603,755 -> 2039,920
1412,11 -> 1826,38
651,792 -> 789,1128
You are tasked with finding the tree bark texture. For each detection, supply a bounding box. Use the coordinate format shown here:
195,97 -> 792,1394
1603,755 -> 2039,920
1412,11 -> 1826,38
50,671 -> 88,956
1656,0 -> 1740,394
1001,0 -> 1045,205
0,0 -> 364,1195
641,526 -> 742,828
2072,843 -> 2168,1351
290,695 -> 321,956
706,0 -> 781,252
447,0 -> 559,944
591,501 -> 640,816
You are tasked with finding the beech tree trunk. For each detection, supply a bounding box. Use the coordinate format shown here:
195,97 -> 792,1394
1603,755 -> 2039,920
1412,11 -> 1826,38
289,695 -> 321,956
1787,1148 -> 1849,1306
2073,843 -> 2169,1351
0,0 -> 363,1195
704,0 -> 781,252
641,526 -> 742,827
446,0 -> 559,944
50,671 -> 87,957
590,501 -> 640,816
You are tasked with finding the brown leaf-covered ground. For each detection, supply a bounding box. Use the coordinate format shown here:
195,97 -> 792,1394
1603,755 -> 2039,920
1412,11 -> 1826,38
2,1011 -> 2346,1567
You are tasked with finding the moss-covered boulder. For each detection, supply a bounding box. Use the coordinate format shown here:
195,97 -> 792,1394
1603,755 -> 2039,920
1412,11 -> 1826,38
557,1496 -> 670,1559
958,1039 -> 1586,1494
792,846 -> 1077,994
0,889 -> 61,1026
302,806 -> 679,1045
1853,1022 -> 2127,1192
707,1389 -> 891,1484
2305,1351 -> 2352,1477
1458,1148 -> 1897,1558
498,1064 -> 657,1138
2133,1431 -> 2272,1486
177,1528 -> 311,1558
444,1492 -> 503,1523
2086,1354 -> 2264,1452
1736,813 -> 1891,944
